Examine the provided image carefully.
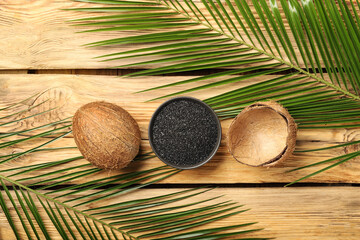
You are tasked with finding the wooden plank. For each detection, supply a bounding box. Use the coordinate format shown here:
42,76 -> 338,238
1,0 -> 349,69
0,73 -> 311,138
1,74 -> 360,184
0,187 -> 359,239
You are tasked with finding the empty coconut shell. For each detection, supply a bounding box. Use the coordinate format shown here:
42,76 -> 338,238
227,101 -> 297,167
72,101 -> 141,170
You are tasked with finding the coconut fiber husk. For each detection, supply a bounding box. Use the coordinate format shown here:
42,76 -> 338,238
72,101 -> 141,170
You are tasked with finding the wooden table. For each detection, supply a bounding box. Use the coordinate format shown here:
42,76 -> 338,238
0,1 -> 360,239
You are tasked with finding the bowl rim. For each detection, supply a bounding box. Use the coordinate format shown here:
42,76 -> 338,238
148,96 -> 222,170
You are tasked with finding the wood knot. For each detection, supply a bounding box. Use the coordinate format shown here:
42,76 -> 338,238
342,129 -> 360,167
19,86 -> 73,129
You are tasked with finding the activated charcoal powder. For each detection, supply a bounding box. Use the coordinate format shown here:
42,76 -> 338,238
149,97 -> 221,169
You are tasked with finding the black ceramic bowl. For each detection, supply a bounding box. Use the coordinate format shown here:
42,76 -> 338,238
149,97 -> 222,169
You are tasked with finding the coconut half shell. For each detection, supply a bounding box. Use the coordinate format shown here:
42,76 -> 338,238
227,101 -> 297,167
72,101 -> 141,170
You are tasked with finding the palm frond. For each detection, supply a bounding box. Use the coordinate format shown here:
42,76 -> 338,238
0,96 -> 267,239
69,0 -> 360,183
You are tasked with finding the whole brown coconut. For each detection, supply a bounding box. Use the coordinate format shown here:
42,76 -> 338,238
227,101 -> 297,167
72,101 -> 141,170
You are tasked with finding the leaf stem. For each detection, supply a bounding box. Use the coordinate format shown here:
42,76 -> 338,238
158,0 -> 360,101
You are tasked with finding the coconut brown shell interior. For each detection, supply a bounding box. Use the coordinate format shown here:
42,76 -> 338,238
72,101 -> 141,170
227,101 -> 297,167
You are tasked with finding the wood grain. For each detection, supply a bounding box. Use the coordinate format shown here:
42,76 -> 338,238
1,187 -> 359,240
1,74 -> 360,184
1,1 -> 360,239
0,0 -> 348,69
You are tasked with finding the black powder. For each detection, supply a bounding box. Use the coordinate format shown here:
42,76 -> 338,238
150,98 -> 220,169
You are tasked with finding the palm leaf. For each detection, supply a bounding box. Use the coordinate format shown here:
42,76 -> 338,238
69,0 -> 360,183
0,96 -> 267,239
